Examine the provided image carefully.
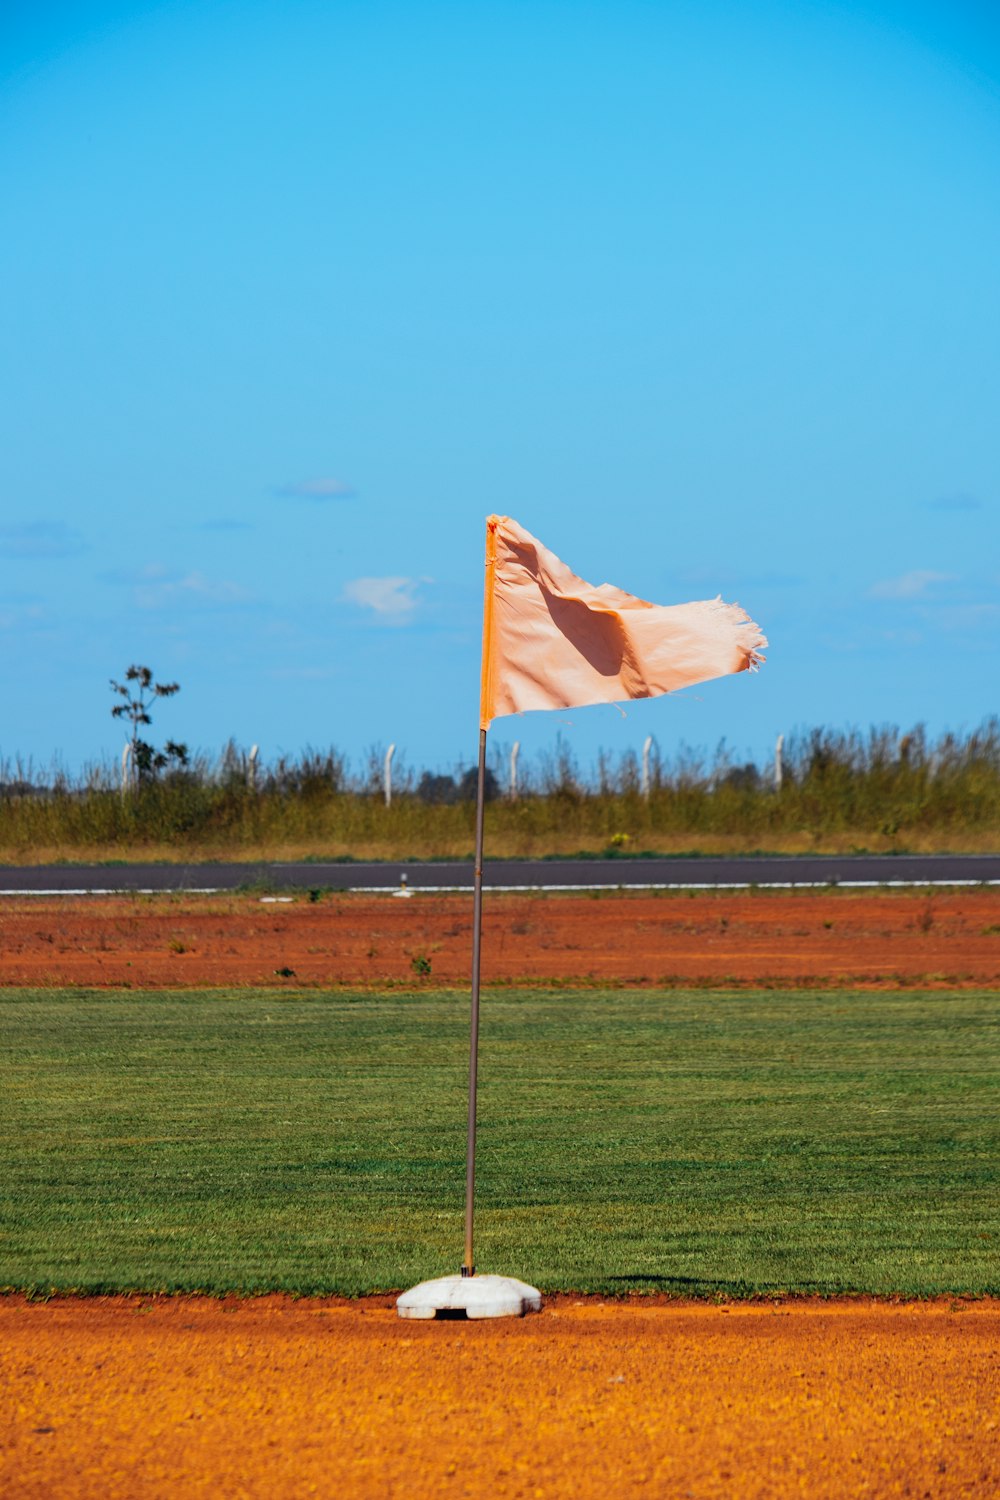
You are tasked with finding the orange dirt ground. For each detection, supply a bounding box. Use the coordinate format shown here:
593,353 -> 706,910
1,1295 -> 997,1499
1,886 -> 999,988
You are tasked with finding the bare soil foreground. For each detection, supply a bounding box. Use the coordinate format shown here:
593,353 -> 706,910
2,1295 -> 997,1499
1,886 -> 999,988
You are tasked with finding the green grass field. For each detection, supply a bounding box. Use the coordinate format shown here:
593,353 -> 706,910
2,986 -> 997,1297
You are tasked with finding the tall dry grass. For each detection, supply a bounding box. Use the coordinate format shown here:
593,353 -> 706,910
1,722 -> 999,862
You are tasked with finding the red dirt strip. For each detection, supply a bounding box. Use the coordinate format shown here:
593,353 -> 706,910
1,1296 -> 997,1499
2,887 -> 1000,988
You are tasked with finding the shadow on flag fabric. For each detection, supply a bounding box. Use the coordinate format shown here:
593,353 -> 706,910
480,515 -> 767,729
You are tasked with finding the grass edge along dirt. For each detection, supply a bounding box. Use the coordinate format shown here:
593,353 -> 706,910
1,985 -> 997,1299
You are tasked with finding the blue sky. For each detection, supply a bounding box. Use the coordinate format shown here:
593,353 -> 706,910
2,0 -> 998,781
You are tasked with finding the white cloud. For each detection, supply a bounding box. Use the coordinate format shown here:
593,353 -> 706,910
274,477 -> 355,501
343,575 -> 421,620
869,570 -> 956,600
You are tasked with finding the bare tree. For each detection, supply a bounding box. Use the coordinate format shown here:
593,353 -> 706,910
110,665 -> 188,786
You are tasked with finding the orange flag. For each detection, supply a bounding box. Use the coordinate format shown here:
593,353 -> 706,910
480,515 -> 766,730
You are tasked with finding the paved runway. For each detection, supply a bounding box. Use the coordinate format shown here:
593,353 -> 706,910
1,853 -> 999,893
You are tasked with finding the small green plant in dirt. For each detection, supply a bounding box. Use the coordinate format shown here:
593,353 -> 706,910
411,953 -> 432,976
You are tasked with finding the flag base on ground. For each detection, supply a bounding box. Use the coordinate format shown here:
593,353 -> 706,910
396,1274 -> 543,1320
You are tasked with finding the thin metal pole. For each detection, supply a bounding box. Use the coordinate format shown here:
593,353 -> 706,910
462,725 -> 488,1276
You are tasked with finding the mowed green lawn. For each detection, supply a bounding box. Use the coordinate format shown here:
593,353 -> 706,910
1,986 -> 997,1297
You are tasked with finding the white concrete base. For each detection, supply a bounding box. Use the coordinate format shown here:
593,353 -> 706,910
396,1274 -> 543,1320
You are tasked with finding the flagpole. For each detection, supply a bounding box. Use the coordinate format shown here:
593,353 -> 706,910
462,724 -> 488,1276
396,518 -> 542,1317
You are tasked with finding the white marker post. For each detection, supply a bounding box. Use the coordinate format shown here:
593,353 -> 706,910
641,734 -> 653,800
383,743 -> 395,808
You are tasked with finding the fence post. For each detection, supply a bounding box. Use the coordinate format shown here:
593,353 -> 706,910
247,744 -> 259,792
641,735 -> 653,800
509,741 -> 520,801
384,744 -> 396,808
774,733 -> 784,792
120,743 -> 132,796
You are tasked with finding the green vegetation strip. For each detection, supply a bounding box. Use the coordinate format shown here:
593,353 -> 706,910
5,720 -> 1000,859
2,987 -> 997,1297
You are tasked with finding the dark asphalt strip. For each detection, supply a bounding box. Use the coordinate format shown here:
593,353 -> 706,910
1,854 -> 999,893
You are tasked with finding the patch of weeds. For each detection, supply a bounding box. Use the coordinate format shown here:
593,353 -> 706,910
981,924 -> 1000,936
410,953 -> 432,977
274,966 -> 296,978
168,939 -> 187,954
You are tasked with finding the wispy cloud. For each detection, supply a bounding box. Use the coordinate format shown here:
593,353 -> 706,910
135,571 -> 255,610
274,477 -> 355,501
0,600 -> 44,631
869,570 -> 956,600
343,576 -> 422,620
268,666 -> 336,680
103,562 -> 174,586
104,563 -> 254,610
0,521 -> 85,559
932,602 -> 1000,632
880,628 -> 924,646
928,493 -> 982,512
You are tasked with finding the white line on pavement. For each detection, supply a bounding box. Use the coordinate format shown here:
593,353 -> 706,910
2,879 -> 1000,896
